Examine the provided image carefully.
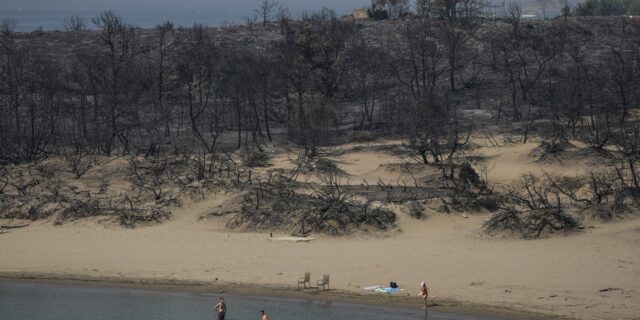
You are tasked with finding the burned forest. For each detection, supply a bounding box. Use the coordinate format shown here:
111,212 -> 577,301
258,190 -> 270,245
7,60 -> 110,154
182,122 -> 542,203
1,8 -> 640,238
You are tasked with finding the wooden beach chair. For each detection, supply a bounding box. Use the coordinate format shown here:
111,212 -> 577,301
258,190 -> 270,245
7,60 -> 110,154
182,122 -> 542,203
317,274 -> 330,291
298,272 -> 311,289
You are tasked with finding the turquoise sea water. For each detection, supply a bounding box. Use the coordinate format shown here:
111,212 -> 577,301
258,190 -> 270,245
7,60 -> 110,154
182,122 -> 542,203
0,281 -> 502,320
0,0 -> 370,31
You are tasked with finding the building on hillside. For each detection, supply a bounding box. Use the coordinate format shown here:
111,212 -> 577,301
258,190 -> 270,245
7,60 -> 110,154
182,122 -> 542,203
352,8 -> 370,20
523,0 -> 566,19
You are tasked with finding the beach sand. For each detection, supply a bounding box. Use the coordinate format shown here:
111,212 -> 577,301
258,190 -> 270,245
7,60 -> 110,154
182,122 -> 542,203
1,140 -> 639,320
2,210 -> 638,319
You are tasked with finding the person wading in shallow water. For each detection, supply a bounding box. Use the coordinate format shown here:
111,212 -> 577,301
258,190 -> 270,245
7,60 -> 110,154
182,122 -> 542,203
418,281 -> 429,310
214,297 -> 226,320
260,309 -> 270,320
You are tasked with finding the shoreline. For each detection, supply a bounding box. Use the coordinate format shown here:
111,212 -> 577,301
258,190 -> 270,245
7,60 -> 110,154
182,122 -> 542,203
0,271 -> 568,320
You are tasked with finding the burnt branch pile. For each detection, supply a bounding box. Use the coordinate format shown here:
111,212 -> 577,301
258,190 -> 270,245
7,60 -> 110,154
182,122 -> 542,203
485,169 -> 640,238
220,161 -> 396,235
484,173 -> 581,238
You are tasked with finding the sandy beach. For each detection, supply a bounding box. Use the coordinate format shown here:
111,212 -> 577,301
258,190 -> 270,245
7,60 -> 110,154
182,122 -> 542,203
1,208 -> 639,319
2,141 -> 640,320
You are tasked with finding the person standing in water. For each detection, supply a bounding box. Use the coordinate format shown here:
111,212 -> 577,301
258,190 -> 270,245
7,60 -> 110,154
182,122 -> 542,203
418,281 -> 429,310
214,297 -> 226,320
260,309 -> 270,320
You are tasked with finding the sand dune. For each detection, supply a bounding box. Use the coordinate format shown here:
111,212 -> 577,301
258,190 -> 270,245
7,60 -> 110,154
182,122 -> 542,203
1,141 -> 639,320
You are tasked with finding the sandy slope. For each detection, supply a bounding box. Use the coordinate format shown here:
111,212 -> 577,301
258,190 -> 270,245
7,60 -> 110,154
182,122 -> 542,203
1,141 -> 639,320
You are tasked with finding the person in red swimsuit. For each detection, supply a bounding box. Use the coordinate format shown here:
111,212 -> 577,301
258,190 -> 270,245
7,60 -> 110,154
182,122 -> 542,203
418,281 -> 429,310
